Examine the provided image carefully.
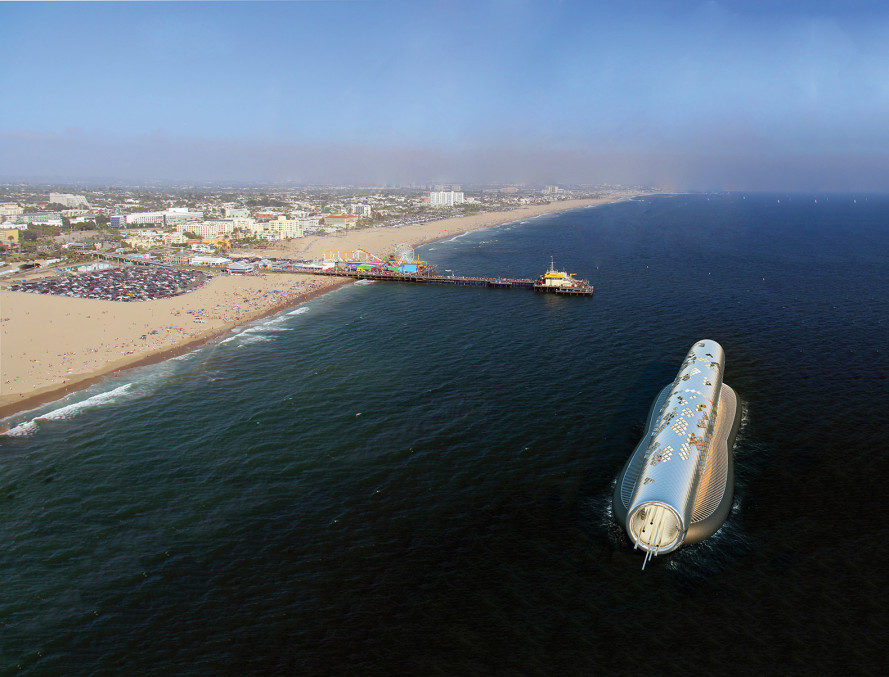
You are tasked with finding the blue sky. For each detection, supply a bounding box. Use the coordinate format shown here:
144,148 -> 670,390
3,0 -> 889,189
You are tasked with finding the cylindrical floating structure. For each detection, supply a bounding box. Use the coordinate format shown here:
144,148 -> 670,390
613,339 -> 740,567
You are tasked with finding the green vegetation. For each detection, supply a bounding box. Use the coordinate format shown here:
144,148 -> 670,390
245,197 -> 290,208
24,224 -> 62,239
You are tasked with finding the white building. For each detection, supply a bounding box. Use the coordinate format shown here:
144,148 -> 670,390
175,220 -> 231,239
126,209 -> 204,226
203,219 -> 236,235
296,216 -> 321,232
348,204 -> 372,218
49,193 -> 90,208
263,215 -> 304,239
189,242 -> 216,253
227,261 -> 255,274
21,212 -> 64,226
0,203 -> 23,220
190,255 -> 231,267
429,191 -> 464,207
224,207 -> 251,218
230,215 -> 306,240
231,216 -> 260,234
121,228 -> 188,249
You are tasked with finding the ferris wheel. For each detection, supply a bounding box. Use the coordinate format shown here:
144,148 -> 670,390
394,243 -> 416,262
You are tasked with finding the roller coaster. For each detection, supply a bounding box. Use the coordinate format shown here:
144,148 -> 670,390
322,244 -> 432,274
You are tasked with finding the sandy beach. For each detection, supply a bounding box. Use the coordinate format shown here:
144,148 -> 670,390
0,197 -> 618,419
288,198 -> 610,261
0,274 -> 347,418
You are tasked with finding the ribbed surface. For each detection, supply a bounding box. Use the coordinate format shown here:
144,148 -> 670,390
691,385 -> 736,522
619,385 -> 672,508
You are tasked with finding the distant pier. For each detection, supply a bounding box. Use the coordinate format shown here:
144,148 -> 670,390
290,267 -> 594,295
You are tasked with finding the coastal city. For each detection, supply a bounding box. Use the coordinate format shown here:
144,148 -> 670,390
0,183 -> 646,267
0,182 -> 656,416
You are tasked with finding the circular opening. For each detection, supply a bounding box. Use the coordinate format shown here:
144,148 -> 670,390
628,503 -> 683,553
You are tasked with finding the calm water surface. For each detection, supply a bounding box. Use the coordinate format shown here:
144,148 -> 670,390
2,194 -> 887,675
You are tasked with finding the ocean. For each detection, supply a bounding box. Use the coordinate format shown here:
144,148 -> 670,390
2,193 -> 887,675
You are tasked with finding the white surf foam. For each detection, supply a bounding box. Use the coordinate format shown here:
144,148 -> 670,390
2,383 -> 135,437
219,324 -> 269,344
287,307 -> 311,316
231,334 -> 271,346
2,420 -> 38,437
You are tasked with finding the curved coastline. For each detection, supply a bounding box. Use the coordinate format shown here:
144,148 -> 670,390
0,279 -> 352,422
1,196 -> 643,423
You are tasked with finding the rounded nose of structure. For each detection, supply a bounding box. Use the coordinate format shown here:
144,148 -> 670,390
627,503 -> 685,555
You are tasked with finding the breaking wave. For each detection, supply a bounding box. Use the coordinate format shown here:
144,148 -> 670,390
2,384 -> 135,437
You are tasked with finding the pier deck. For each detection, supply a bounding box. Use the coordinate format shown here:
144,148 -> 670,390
290,267 -> 594,295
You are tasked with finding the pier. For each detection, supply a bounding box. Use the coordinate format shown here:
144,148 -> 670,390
289,267 -> 594,295
83,252 -> 594,295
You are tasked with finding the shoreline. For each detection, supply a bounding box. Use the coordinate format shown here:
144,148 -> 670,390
0,196 -> 634,423
286,197 -> 619,261
0,278 -> 352,422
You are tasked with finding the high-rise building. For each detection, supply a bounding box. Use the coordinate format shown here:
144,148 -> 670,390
264,215 -> 304,239
429,191 -> 465,207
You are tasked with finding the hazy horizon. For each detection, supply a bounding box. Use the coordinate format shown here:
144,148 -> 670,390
3,0 -> 889,191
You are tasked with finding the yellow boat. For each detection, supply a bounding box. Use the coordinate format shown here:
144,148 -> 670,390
533,258 -> 594,295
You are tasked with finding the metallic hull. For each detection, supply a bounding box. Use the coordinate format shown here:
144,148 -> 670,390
612,340 -> 741,565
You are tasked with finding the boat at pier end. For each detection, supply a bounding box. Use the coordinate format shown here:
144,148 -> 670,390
533,259 -> 594,296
